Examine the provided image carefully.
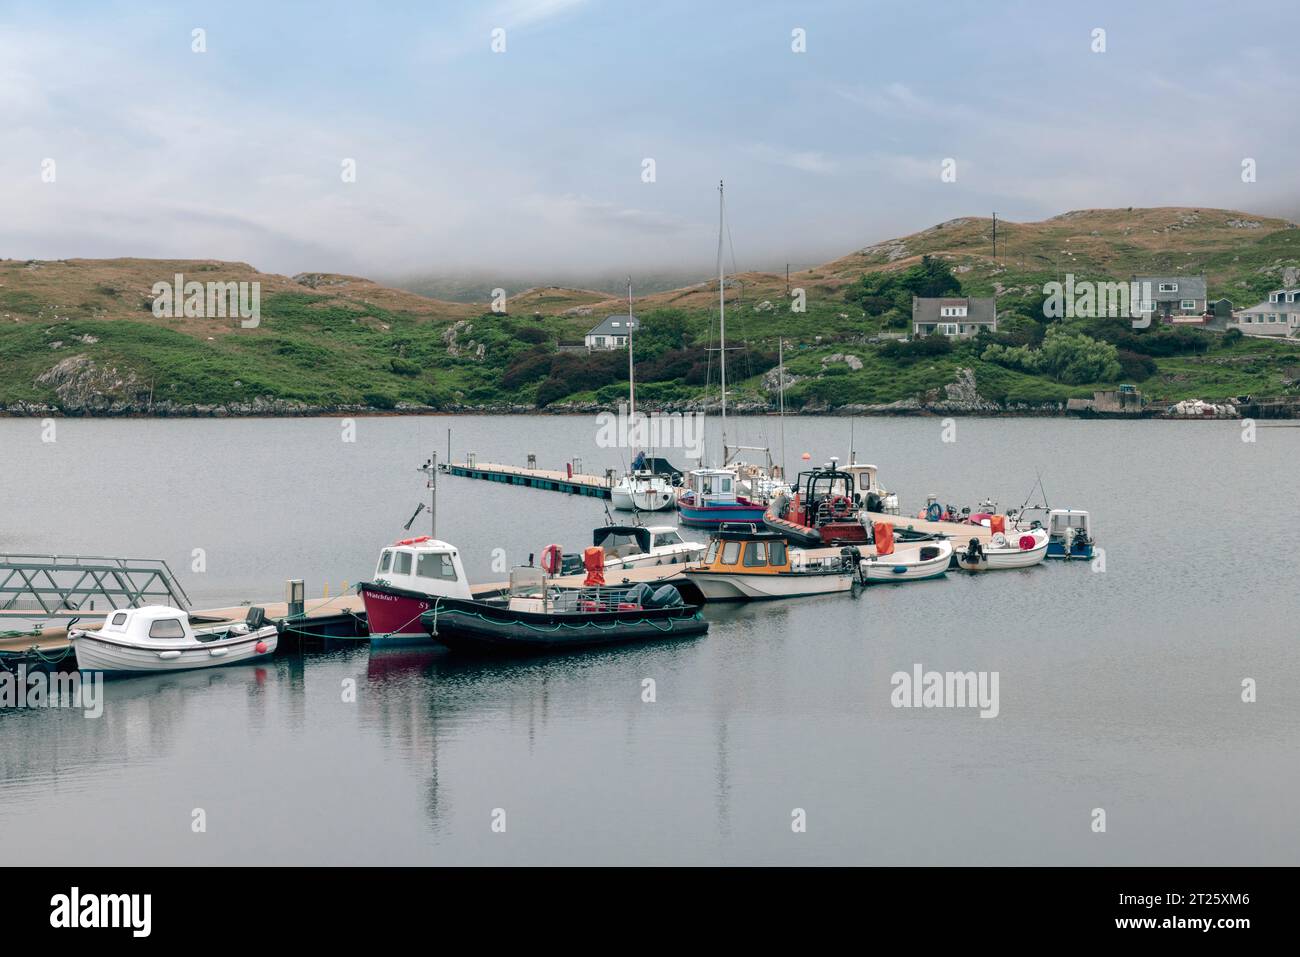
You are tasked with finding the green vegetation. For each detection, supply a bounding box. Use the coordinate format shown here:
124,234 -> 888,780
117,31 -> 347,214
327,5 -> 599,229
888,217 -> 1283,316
4,207 -> 1300,414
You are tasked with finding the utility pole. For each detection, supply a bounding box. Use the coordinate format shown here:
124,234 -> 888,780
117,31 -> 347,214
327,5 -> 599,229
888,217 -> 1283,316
992,211 -> 998,260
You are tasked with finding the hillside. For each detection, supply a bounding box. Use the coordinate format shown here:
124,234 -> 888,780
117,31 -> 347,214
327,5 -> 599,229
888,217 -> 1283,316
2,207 -> 1299,416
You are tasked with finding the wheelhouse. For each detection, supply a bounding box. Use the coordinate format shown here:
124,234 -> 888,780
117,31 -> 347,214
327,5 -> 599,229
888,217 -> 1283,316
373,536 -> 472,600
700,524 -> 791,574
685,467 -> 739,506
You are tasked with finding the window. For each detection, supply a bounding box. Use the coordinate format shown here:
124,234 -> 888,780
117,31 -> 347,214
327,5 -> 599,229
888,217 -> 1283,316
611,321 -> 620,327
743,541 -> 768,566
1180,300 -> 1196,310
705,541 -> 720,564
149,618 -> 186,639
110,612 -> 128,627
1139,301 -> 1155,312
653,531 -> 682,547
721,478 -> 732,493
769,541 -> 788,566
594,336 -> 606,346
940,323 -> 959,336
417,552 -> 457,580
1159,282 -> 1178,293
1270,292 -> 1281,303
394,551 -> 412,575
378,550 -> 392,573
721,541 -> 741,565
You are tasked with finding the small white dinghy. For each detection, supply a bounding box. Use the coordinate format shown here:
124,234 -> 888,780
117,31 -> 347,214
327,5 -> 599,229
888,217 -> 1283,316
859,539 -> 953,583
69,605 -> 278,675
955,528 -> 1049,571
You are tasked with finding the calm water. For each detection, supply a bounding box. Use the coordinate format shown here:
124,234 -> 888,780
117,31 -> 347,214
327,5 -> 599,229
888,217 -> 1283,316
1,414 -> 1297,865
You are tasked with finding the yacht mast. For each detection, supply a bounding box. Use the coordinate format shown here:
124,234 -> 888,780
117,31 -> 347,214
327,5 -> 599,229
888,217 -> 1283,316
627,276 -> 635,427
778,337 -> 786,480
718,180 -> 727,464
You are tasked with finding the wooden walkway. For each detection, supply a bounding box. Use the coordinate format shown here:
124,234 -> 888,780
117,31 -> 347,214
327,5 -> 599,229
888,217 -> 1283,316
0,594 -> 365,658
447,461 -> 615,498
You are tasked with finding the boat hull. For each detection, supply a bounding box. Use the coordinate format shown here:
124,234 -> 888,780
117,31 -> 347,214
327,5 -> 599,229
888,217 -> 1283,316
955,539 -> 1049,571
420,599 -> 708,654
610,485 -> 676,512
677,502 -> 767,528
684,569 -> 853,601
71,628 -> 278,675
359,583 -> 441,642
1047,541 -> 1095,560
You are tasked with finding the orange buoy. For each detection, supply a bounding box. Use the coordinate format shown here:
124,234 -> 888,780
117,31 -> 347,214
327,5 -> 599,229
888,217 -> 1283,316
255,641 -> 268,654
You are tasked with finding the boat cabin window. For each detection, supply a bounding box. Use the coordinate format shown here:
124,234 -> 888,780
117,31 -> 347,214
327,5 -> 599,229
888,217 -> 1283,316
769,541 -> 787,566
743,542 -> 768,566
148,618 -> 186,639
378,550 -> 392,573
601,532 -> 642,557
416,552 -> 458,580
721,478 -> 732,493
653,531 -> 682,547
705,541 -> 720,563
721,541 -> 741,565
394,551 -> 413,575
110,612 -> 127,627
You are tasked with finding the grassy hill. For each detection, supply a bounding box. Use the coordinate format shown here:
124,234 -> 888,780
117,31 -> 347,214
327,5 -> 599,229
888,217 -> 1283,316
2,207 -> 1299,415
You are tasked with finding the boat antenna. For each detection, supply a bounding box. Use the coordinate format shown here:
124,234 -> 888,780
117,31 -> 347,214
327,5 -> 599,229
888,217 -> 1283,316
403,502 -> 426,532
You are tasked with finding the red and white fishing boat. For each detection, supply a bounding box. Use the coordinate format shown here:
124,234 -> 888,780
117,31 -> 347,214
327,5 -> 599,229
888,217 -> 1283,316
357,536 -> 473,643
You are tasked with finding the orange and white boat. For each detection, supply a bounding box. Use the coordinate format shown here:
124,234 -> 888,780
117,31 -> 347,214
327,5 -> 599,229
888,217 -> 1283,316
683,523 -> 859,601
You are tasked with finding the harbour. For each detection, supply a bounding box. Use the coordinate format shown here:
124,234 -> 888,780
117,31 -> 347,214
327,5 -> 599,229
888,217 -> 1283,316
3,413 -> 1298,865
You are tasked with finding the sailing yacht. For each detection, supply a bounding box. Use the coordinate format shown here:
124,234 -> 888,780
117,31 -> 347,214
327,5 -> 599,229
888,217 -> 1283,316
610,279 -> 676,512
678,181 -> 786,527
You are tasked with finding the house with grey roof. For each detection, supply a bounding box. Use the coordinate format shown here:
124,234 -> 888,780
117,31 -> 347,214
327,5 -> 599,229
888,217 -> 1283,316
911,296 -> 997,338
1132,276 -> 1208,323
584,314 -> 639,350
1229,289 -> 1300,338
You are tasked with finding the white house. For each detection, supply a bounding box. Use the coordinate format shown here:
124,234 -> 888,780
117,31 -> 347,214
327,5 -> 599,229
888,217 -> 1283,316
585,314 -> 639,350
1229,289 -> 1300,337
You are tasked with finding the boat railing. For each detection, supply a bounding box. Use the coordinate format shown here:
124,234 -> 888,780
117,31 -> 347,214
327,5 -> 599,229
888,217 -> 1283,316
548,584 -> 649,612
0,553 -> 192,617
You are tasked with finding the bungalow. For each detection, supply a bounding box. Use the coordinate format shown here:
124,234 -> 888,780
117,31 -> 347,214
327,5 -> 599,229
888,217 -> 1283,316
584,314 -> 639,350
1229,290 -> 1300,338
911,296 -> 997,338
1132,276 -> 1207,322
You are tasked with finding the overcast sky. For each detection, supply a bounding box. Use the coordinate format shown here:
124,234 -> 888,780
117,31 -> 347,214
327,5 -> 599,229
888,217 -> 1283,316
2,0 -> 1297,282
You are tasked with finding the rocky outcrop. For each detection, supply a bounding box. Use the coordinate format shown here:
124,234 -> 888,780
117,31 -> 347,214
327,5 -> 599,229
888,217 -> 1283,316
35,355 -> 147,413
442,320 -> 485,360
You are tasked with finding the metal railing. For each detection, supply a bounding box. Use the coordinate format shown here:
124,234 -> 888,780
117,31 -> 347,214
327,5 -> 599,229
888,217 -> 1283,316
0,554 -> 192,616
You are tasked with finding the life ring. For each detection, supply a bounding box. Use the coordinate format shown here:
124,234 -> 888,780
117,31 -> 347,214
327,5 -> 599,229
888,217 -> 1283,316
829,494 -> 852,518
540,544 -> 563,575
925,503 -> 942,522
397,535 -> 431,546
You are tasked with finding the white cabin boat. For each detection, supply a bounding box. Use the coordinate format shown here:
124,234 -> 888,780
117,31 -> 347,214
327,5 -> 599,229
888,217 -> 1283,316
588,524 -> 706,570
69,605 -> 278,675
357,536 -> 474,642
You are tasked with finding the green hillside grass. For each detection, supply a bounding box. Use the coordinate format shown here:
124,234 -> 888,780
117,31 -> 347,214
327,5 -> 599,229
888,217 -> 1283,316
2,207 -> 1298,414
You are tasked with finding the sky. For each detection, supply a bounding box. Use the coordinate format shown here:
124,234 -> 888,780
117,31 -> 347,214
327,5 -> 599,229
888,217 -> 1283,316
2,0 -> 1298,284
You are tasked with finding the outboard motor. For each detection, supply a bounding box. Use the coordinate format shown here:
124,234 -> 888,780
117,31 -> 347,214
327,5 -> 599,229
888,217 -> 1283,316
647,584 -> 685,608
866,491 -> 883,513
966,537 -> 984,562
624,582 -> 655,607
839,546 -> 862,571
